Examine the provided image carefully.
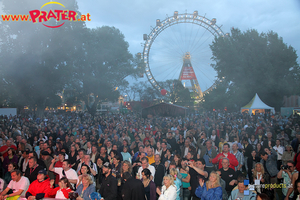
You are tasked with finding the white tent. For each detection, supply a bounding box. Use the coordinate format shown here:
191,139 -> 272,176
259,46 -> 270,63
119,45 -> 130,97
241,93 -> 275,114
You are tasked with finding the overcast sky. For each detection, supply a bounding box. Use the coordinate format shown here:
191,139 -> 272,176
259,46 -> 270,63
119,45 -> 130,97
76,0 -> 300,56
1,0 -> 300,93
76,0 -> 300,90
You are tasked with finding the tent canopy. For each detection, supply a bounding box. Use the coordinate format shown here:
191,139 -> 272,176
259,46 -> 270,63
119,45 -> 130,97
142,103 -> 188,118
241,93 -> 275,114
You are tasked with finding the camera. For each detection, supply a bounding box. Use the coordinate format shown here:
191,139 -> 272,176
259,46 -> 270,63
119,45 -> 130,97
282,165 -> 289,170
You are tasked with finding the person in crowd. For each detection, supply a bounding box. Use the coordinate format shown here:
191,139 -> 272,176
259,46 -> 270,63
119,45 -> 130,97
248,150 -> 260,183
111,155 -> 122,178
25,157 -> 45,183
141,168 -> 156,200
231,143 -> 244,173
151,154 -> 166,189
277,161 -> 299,200
120,160 -> 132,177
121,172 -> 146,200
156,174 -> 177,200
19,149 -> 30,173
273,139 -> 284,170
292,133 -> 300,153
155,141 -> 162,156
294,146 -> 300,172
173,154 -> 182,168
75,174 -> 96,200
99,146 -> 108,163
0,140 -> 17,158
283,145 -> 295,165
256,143 -> 264,159
121,146 -> 132,162
195,171 -> 222,200
242,137 -> 253,172
25,169 -> 51,200
199,140 -> 217,175
146,148 -> 155,165
137,157 -> 156,181
74,149 -> 86,172
3,148 -> 18,174
49,159 -> 78,187
249,134 -> 258,150
95,156 -> 104,191
253,163 -> 270,193
180,160 -> 191,200
49,177 -> 73,199
77,164 -> 95,187
40,151 -> 55,180
256,193 -> 271,200
0,170 -> 30,199
79,154 -> 97,176
4,163 -> 18,184
169,168 -> 182,200
260,148 -> 279,184
162,148 -> 174,164
277,129 -> 290,148
220,158 -> 237,197
263,132 -> 276,149
99,162 -> 117,200
228,178 -> 257,200
68,145 -> 78,167
212,143 -> 238,170
292,180 -> 300,200
188,158 -> 208,200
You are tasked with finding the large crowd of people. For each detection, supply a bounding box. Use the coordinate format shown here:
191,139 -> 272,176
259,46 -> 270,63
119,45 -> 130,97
0,110 -> 299,200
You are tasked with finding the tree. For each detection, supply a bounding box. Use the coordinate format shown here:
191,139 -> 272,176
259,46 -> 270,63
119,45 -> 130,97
209,28 -> 300,111
159,79 -> 193,107
0,0 -> 86,116
71,26 -> 143,116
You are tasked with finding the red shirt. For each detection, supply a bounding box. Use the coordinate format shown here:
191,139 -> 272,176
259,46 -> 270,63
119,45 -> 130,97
0,145 -> 17,158
26,178 -> 51,197
212,152 -> 239,170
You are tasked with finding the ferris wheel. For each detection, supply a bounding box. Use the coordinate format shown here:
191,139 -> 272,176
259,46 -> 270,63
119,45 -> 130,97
142,11 -> 226,99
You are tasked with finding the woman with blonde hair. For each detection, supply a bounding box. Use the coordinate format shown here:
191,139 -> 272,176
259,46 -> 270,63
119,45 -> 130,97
252,163 -> 269,185
195,171 -> 222,200
157,174 -> 177,200
169,168 -> 182,200
75,174 -> 96,200
120,160 -> 132,176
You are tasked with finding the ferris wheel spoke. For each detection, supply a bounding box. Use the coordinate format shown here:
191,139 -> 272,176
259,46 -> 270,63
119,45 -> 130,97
155,63 -> 182,81
143,11 -> 224,95
190,33 -> 214,56
189,27 -> 208,53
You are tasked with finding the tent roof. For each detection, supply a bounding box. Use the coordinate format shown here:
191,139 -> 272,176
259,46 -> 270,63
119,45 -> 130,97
241,93 -> 274,110
142,102 -> 188,110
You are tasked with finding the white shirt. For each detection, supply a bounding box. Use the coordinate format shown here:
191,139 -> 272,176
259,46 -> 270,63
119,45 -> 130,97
8,176 -> 30,196
273,145 -> 284,160
53,167 -> 78,187
138,165 -> 156,182
158,185 -> 177,200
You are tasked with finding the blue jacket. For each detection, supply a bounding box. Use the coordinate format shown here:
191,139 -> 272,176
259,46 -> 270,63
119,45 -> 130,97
76,184 -> 96,200
260,149 -> 279,177
195,182 -> 222,200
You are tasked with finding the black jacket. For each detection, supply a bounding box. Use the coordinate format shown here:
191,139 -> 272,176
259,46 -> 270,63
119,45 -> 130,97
121,177 -> 146,200
24,165 -> 45,183
151,163 -> 165,187
99,173 -> 117,200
